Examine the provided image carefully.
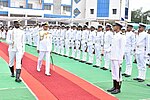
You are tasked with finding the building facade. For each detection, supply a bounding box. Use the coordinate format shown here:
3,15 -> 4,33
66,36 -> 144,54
0,0 -> 131,25
73,0 -> 130,21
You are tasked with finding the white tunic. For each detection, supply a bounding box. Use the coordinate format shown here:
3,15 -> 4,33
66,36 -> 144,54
37,30 -> 52,52
6,28 -> 25,52
125,31 -> 136,53
135,31 -> 149,55
110,32 -> 126,61
103,31 -> 113,52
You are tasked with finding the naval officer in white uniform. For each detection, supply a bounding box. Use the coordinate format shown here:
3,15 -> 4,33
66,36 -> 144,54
36,22 -> 52,76
133,23 -> 150,82
6,20 -> 25,82
107,22 -> 126,94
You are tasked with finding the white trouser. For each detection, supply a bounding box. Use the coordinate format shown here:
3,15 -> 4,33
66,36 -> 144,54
75,40 -> 81,60
104,51 -> 111,69
87,44 -> 94,63
25,34 -> 28,44
9,50 -> 23,69
65,39 -> 70,56
28,34 -> 32,45
60,39 -> 64,55
95,44 -> 101,66
146,55 -> 150,65
111,60 -> 122,82
37,51 -> 50,74
33,36 -> 37,46
124,52 -> 132,75
56,38 -> 60,53
54,38 -> 57,52
81,41 -> 87,61
136,53 -> 147,80
71,40 -> 76,58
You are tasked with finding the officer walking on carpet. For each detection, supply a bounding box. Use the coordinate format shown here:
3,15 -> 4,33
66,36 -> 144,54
6,20 -> 25,82
36,22 -> 52,76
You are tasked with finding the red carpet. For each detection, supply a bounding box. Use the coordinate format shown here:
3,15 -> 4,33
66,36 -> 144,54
0,42 -> 118,100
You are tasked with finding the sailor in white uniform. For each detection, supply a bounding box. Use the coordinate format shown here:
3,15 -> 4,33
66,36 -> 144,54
64,25 -> 71,57
133,23 -> 150,82
122,24 -> 135,77
80,25 -> 89,62
36,22 -> 52,76
6,20 -> 25,82
86,26 -> 96,65
93,24 -> 104,68
101,23 -> 113,70
107,22 -> 126,94
75,25 -> 82,60
60,25 -> 66,56
70,25 -> 77,58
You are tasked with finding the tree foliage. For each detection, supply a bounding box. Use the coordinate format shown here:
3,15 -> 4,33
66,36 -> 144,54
131,8 -> 150,24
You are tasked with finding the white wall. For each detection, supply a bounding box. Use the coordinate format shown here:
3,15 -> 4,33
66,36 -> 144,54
61,0 -> 71,5
109,0 -> 120,20
11,0 -> 26,8
44,0 -> 53,3
28,0 -> 42,9
85,0 -> 97,19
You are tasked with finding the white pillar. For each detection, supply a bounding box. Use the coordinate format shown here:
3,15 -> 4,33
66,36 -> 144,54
25,13 -> 27,26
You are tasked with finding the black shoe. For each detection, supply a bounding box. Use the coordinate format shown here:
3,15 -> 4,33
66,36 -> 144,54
133,60 -> 137,63
100,67 -> 105,69
138,79 -> 145,82
103,67 -> 108,70
111,89 -> 121,94
124,74 -> 131,77
11,74 -> 15,77
93,65 -> 99,68
15,78 -> 22,83
86,62 -> 92,65
9,66 -> 15,77
69,57 -> 73,59
79,60 -> 85,63
15,69 -> 22,83
107,87 -> 115,92
146,84 -> 150,86
133,78 -> 140,81
122,73 -> 127,76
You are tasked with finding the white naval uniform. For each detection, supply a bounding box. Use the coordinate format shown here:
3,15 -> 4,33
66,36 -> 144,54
65,29 -> 71,57
146,34 -> 150,65
60,29 -> 65,55
71,29 -> 77,58
75,30 -> 82,60
53,29 -> 57,53
94,31 -> 104,66
28,28 -> 33,45
87,31 -> 96,64
110,32 -> 125,82
103,31 -> 113,69
2,30 -> 6,39
124,31 -> 135,75
81,30 -> 89,62
0,30 -> 2,39
135,31 -> 149,80
6,28 -> 25,69
56,29 -> 61,54
37,30 -> 52,75
32,27 -> 39,46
